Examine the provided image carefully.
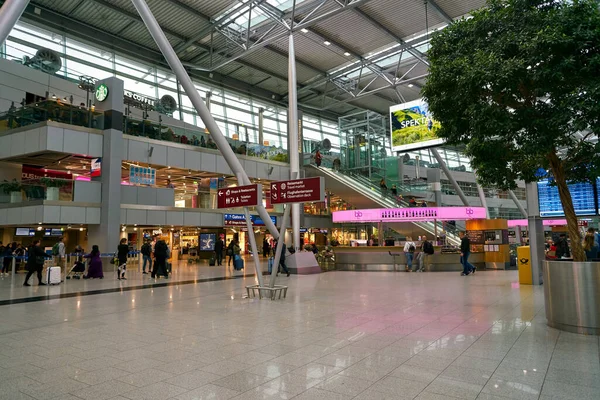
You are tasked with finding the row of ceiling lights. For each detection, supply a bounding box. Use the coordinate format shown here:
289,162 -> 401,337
300,28 -> 351,57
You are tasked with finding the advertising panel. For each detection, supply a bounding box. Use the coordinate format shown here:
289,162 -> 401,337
390,99 -> 443,153
199,233 -> 216,251
129,165 -> 156,186
332,207 -> 487,223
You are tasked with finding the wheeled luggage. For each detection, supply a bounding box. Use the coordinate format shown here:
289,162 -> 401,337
43,266 -> 61,285
209,256 -> 216,266
233,255 -> 244,270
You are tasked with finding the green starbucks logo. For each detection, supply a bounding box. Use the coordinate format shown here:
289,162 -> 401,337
95,84 -> 109,102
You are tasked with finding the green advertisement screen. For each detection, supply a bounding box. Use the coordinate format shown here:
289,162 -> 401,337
390,99 -> 443,153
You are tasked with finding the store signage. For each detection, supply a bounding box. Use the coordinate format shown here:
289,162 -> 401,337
332,207 -> 487,223
91,158 -> 102,178
270,177 -> 324,204
508,219 -> 570,227
44,228 -> 63,236
15,228 -> 35,236
95,84 -> 109,102
129,165 -> 156,185
223,214 -> 277,227
124,90 -> 155,107
151,229 -> 163,236
217,184 -> 262,208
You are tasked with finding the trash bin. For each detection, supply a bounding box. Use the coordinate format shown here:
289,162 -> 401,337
517,246 -> 532,285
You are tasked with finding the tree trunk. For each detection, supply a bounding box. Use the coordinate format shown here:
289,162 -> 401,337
547,150 -> 585,261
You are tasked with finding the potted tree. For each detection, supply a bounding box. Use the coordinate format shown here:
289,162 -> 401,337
0,179 -> 23,203
40,177 -> 67,201
423,0 -> 600,334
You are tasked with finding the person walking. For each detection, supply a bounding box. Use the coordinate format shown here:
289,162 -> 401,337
380,178 -> 388,196
555,234 -> 570,259
315,150 -> 322,167
415,236 -> 434,272
227,239 -> 235,267
116,238 -> 129,280
262,237 -> 270,258
140,240 -> 153,274
403,236 -> 416,272
214,236 -> 224,266
23,240 -> 48,286
152,239 -> 169,279
277,248 -> 291,277
459,231 -> 476,276
83,245 -> 104,279
583,233 -> 598,260
1,242 -> 14,277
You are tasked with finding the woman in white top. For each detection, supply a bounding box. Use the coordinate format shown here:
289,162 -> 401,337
403,236 -> 416,272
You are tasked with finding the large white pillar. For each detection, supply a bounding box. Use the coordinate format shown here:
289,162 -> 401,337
130,0 -> 278,239
0,0 -> 29,46
88,77 -> 124,253
288,33 -> 301,250
526,182 -> 544,285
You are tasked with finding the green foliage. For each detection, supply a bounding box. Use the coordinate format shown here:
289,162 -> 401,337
0,179 -> 22,194
40,177 -> 67,188
423,0 -> 600,189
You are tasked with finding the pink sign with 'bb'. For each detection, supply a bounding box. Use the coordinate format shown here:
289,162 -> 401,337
332,207 -> 487,223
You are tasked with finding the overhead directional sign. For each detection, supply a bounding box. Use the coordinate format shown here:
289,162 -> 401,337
270,177 -> 324,204
217,184 -> 262,209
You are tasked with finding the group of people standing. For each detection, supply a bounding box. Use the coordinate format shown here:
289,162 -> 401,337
0,241 -> 26,277
140,237 -> 171,278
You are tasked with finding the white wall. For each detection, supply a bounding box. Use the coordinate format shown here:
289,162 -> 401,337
121,185 -> 174,207
73,181 -> 101,203
0,59 -> 90,112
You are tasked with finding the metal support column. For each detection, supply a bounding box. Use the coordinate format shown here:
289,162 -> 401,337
430,148 -> 470,206
131,0 -> 278,239
509,189 -> 527,218
476,183 -> 490,219
258,107 -> 264,146
270,205 -> 290,288
244,205 -> 264,287
288,33 -> 301,251
0,0 -> 29,46
526,182 -> 544,285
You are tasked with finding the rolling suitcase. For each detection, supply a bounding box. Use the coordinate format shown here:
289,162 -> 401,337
209,256 -> 216,266
43,266 -> 61,285
233,255 -> 244,270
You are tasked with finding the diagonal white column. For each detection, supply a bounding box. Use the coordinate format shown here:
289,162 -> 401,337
0,0 -> 29,46
270,205 -> 290,288
130,0 -> 278,240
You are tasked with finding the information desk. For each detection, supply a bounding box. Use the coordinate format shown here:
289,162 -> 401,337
334,247 -> 485,272
543,260 -> 600,335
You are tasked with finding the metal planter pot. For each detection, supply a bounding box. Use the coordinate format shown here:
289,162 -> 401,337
543,260 -> 600,335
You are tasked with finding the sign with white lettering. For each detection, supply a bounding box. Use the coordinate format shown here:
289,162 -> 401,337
270,177 -> 324,204
390,99 -> 443,152
217,184 -> 262,208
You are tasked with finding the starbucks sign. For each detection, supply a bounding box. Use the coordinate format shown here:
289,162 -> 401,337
95,84 -> 109,102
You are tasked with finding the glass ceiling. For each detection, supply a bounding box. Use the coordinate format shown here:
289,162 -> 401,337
215,0 -> 310,33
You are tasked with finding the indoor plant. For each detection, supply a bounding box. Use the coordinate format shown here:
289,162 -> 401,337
422,0 -> 600,261
0,179 -> 23,203
40,177 -> 67,201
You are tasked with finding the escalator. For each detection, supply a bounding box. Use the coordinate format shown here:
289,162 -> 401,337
305,165 -> 461,245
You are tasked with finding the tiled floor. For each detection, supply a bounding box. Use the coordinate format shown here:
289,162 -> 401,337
1,269 -> 599,399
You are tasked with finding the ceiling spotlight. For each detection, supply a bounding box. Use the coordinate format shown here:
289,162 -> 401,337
51,94 -> 57,99
79,227 -> 84,231
323,41 -> 331,46
408,84 -> 414,88
301,28 -> 308,33
344,52 -> 351,56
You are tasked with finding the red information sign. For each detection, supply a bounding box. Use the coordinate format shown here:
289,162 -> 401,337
270,177 -> 324,204
217,184 -> 262,209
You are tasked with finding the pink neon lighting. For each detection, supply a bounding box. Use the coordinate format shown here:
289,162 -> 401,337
508,219 -> 567,227
332,207 -> 487,223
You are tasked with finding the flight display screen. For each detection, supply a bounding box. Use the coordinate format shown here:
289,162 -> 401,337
537,179 -> 596,217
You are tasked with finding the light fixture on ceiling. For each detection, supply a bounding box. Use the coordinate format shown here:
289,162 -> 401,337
79,227 -> 84,231
51,94 -> 57,99
323,41 -> 331,46
344,52 -> 351,56
301,28 -> 308,33
408,84 -> 414,88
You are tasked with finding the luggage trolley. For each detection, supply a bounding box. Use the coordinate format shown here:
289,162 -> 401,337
389,251 -> 402,272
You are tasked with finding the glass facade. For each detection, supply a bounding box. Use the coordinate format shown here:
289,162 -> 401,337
2,21 -> 340,152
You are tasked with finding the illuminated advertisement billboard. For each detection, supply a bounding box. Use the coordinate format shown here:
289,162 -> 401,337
390,99 -> 443,153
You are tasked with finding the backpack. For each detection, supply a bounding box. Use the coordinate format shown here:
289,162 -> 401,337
408,243 -> 416,253
423,241 -> 434,255
52,242 -> 60,256
141,243 -> 151,256
154,241 -> 168,258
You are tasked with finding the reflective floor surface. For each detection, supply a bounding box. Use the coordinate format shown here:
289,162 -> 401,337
1,270 -> 599,399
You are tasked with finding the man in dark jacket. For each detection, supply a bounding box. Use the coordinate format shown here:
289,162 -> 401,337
459,231 -> 476,276
214,237 -> 224,266
152,240 -> 169,279
555,234 -> 571,259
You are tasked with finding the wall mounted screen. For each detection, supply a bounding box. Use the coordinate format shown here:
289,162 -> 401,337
537,179 -> 596,217
390,99 -> 443,153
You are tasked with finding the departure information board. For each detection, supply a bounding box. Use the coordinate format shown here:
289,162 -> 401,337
537,179 -> 596,217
